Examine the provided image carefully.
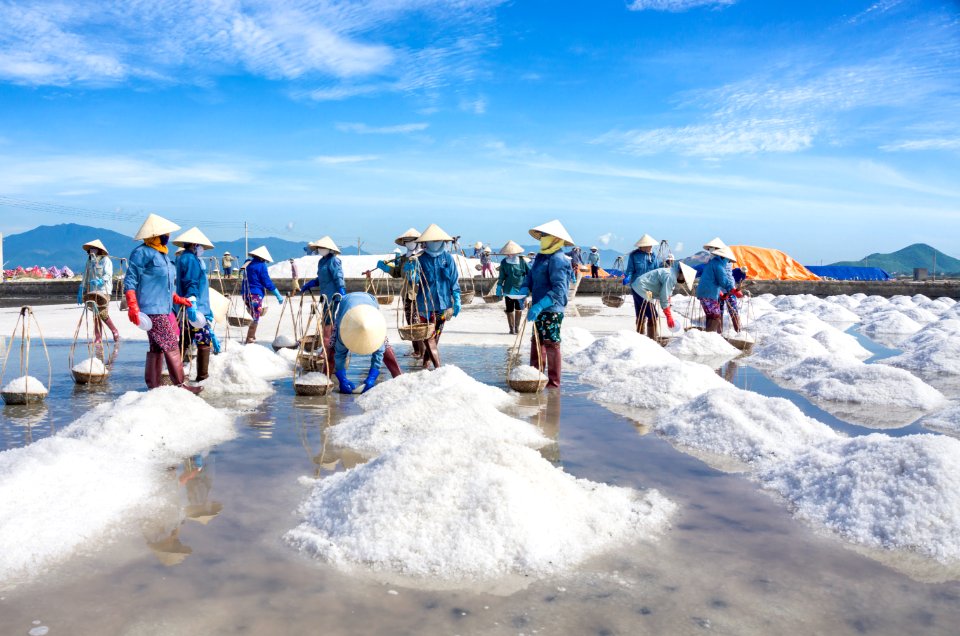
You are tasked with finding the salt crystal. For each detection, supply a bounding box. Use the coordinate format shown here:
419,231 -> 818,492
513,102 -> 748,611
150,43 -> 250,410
1,376 -> 48,394
71,357 -> 107,375
510,365 -> 548,382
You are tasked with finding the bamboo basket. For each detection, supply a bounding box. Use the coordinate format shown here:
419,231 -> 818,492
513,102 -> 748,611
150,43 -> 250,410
601,275 -> 625,308
69,300 -> 111,385
482,294 -> 503,304
396,260 -> 438,342
1,307 -> 52,405
364,274 -> 394,305
272,292 -> 302,351
506,314 -> 548,394
398,322 -> 435,342
72,368 -> 108,385
293,300 -> 333,395
294,379 -> 332,396
460,290 -> 476,304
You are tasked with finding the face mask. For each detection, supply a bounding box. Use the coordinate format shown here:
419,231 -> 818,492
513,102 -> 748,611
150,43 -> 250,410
195,245 -> 205,257
317,248 -> 331,258
159,234 -> 170,246
539,236 -> 562,254
404,240 -> 417,253
506,255 -> 519,264
424,241 -> 445,255
88,250 -> 97,258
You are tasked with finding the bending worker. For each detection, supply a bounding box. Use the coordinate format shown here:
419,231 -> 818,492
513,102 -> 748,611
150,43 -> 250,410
622,233 -> 662,320
124,213 -> 201,394
331,292 -> 403,394
696,238 -> 737,334
631,256 -> 697,339
406,223 -> 461,369
517,219 -> 574,388
241,245 -> 284,344
173,227 -> 222,382
495,239 -> 529,335
371,228 -> 423,358
299,236 -> 345,373
78,238 -> 120,343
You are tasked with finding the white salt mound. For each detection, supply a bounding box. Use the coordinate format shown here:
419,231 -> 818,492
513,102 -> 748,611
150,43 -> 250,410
356,365 -> 513,412
285,435 -> 675,580
201,343 -> 293,395
510,365 -> 548,382
589,360 -> 729,411
297,372 -> 332,386
665,329 -> 739,359
567,330 -> 674,369
800,364 -> 945,410
273,334 -> 298,348
0,387 -> 235,582
757,434 -> 960,562
881,320 -> 960,376
812,329 -> 872,360
655,387 -> 838,466
2,376 -> 48,394
71,358 -> 107,375
560,327 -> 595,358
921,403 -> 960,436
746,334 -> 831,369
860,310 -> 922,335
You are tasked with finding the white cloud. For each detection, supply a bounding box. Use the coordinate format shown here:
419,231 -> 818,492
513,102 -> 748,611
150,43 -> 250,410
627,0 -> 736,11
598,232 -> 615,246
601,120 -> 815,157
674,241 -> 685,254
881,138 -> 960,152
312,155 -> 379,164
460,96 -> 488,114
336,123 -> 429,134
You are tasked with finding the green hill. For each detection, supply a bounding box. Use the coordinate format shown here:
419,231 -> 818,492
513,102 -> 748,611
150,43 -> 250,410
831,243 -> 960,276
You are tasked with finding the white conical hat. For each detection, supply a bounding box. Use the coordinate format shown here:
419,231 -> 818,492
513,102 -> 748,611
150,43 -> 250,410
134,213 -> 181,240
184,502 -> 223,525
175,247 -> 185,255
677,262 -> 697,294
339,301 -> 387,355
473,241 -> 483,249
528,219 -> 574,246
395,227 -> 421,246
703,237 -> 727,252
81,239 -> 109,255
249,245 -> 273,262
713,245 -> 737,262
314,236 -> 340,253
634,234 -> 657,248
172,227 -> 214,249
500,240 -> 524,255
417,223 -> 453,242
208,288 -> 230,324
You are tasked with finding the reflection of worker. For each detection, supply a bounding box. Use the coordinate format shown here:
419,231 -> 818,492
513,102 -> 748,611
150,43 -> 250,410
142,467 -> 191,567
631,257 -> 696,339
332,292 -> 402,394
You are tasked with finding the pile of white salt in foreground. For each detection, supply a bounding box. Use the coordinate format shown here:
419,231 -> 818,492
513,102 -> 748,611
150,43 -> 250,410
285,435 -> 676,579
71,357 -> 107,375
756,433 -> 960,562
289,366 -> 676,580
0,387 -> 235,583
509,365 -> 548,382
2,376 -> 48,394
200,343 -> 293,395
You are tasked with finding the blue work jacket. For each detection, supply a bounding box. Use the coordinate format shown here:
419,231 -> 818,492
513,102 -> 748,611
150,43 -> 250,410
124,244 -> 175,315
632,266 -> 679,307
243,258 -> 277,298
696,256 -> 736,300
413,251 -> 460,315
176,250 -> 211,317
625,250 -> 661,280
522,251 -> 571,314
81,255 -> 113,296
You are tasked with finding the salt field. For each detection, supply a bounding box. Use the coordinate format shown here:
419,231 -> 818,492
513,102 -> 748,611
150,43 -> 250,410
1,294 -> 960,634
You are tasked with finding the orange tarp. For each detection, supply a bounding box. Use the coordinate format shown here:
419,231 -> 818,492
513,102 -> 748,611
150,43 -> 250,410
730,245 -> 820,281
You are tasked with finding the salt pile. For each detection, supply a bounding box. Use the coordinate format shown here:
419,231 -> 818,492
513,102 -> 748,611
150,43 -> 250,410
71,357 -> 107,375
510,365 -> 548,382
757,434 -> 960,562
655,388 -> 838,467
297,372 -> 332,386
860,310 -> 922,336
881,320 -> 960,376
567,330 -> 673,369
355,365 -> 513,412
589,360 -> 729,411
560,327 -> 595,357
746,334 -> 832,369
664,329 -> 739,359
200,343 -> 293,395
2,376 -> 48,394
798,364 -> 945,410
812,329 -> 872,360
0,388 -> 235,582
286,436 -> 675,579
273,334 -> 298,349
921,403 -> 960,436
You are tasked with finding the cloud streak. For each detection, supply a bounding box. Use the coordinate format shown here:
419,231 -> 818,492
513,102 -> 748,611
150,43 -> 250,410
627,0 -> 736,11
336,123 -> 429,134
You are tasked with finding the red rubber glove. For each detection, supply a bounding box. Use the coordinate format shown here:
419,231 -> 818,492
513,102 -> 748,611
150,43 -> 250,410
173,294 -> 193,308
663,306 -> 676,329
125,290 -> 140,325
732,289 -> 744,298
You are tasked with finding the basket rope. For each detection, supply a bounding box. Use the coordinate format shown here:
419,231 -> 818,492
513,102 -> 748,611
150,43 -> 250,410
0,306 -> 52,397
505,308 -> 546,393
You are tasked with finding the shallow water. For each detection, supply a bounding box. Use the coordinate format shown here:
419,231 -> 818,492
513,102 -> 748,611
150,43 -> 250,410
2,341 -> 959,635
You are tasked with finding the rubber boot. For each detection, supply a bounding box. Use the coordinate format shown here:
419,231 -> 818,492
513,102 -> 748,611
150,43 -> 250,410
529,337 -> 547,371
506,311 -> 515,335
705,317 -> 721,334
195,345 -> 211,382
163,349 -> 203,394
145,352 -> 163,389
383,345 -> 403,378
730,312 -> 742,334
323,324 -> 336,375
514,311 -> 523,336
544,342 -> 562,388
245,322 -> 258,344
94,318 -> 103,344
103,316 -> 121,342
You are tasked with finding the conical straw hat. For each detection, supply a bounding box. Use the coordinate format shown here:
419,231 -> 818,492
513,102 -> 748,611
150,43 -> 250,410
339,302 -> 386,355
184,502 -> 224,525
134,213 -> 181,240
395,228 -> 421,246
417,223 -> 453,242
500,240 -> 524,255
314,236 -> 340,253
528,219 -> 574,246
677,262 -> 697,294
175,247 -> 185,255
172,227 -> 214,249
634,233 -> 657,248
703,237 -> 727,252
473,241 -> 483,249
81,239 -> 109,255
148,541 -> 192,566
713,245 -> 737,262
248,245 -> 273,262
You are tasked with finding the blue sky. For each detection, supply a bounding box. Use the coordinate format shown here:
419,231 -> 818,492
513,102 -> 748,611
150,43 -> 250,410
1,0 -> 958,262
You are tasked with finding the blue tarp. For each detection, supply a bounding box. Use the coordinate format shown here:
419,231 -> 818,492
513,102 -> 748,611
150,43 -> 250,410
805,265 -> 891,281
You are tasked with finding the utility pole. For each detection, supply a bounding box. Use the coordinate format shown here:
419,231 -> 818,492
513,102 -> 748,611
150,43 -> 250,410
357,237 -> 363,255
933,248 -> 937,282
244,221 -> 249,258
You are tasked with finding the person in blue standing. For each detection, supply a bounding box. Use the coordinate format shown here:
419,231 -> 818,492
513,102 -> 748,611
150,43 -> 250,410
78,238 -> 120,343
622,234 -> 662,325
241,245 -> 284,344
123,213 -> 201,393
330,292 -> 403,393
696,239 -> 737,334
517,219 -> 574,388
299,235 -> 345,373
588,246 -> 601,278
495,240 -> 529,335
172,227 -> 222,382
403,223 -> 461,369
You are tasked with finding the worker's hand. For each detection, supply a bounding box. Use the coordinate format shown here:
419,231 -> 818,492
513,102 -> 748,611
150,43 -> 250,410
210,332 -> 222,354
517,286 -> 530,298
452,290 -> 461,317
645,291 -> 654,300
92,278 -> 104,288
272,289 -> 284,304
76,288 -> 84,306
187,306 -> 199,324
125,290 -> 140,325
527,297 -> 550,323
335,369 -> 356,394
361,368 -> 380,393
442,308 -> 454,321
663,306 -> 676,329
173,294 -> 192,308
622,275 -> 631,286
732,289 -> 744,298
495,284 -> 503,297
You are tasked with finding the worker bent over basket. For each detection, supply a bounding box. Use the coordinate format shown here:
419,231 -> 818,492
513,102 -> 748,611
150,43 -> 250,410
631,256 -> 697,339
332,292 -> 402,393
516,219 -> 574,389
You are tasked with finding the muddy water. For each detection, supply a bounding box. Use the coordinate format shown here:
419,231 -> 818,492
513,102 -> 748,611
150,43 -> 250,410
2,342 -> 959,635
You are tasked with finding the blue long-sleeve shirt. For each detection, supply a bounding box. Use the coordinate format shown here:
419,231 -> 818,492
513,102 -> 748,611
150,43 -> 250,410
522,251 -> 571,314
624,250 -> 661,280
696,256 -> 736,300
81,255 -> 113,297
124,244 -> 175,315
176,250 -> 211,317
413,251 -> 460,315
242,258 -> 276,298
632,266 -> 679,307
333,292 -> 385,373
302,254 -> 345,299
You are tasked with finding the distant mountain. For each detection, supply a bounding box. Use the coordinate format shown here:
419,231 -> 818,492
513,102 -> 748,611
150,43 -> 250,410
518,244 -> 624,269
0,223 -> 349,272
831,243 -> 960,276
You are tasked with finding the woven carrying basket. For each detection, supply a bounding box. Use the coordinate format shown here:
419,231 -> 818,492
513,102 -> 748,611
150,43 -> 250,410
483,295 -> 503,304
460,290 -> 476,304
725,336 -> 755,352
294,381 -> 332,396
376,295 -> 395,305
398,322 -> 435,342
71,370 -> 108,385
508,378 -> 548,393
601,296 -> 624,308
227,315 -> 251,327
2,391 -> 47,405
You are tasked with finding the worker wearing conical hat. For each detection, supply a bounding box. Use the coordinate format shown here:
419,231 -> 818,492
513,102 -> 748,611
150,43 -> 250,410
631,259 -> 697,339
495,240 -> 529,335
623,233 -> 663,322
78,239 -> 120,343
173,227 -> 221,383
696,241 -> 737,334
241,245 -> 284,344
124,213 -> 201,394
406,223 -> 461,369
221,251 -> 234,277
299,236 -> 345,373
329,292 -> 402,393
588,246 -> 601,278
368,228 -> 423,358
516,220 -> 575,388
